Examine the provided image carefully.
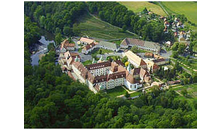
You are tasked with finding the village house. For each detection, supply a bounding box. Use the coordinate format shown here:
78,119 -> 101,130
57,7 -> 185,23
177,21 -> 184,28
164,27 -> 168,33
120,38 -> 161,54
164,21 -> 170,27
178,31 -> 190,43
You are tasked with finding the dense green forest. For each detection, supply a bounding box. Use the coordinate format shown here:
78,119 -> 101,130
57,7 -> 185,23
24,2 -> 196,128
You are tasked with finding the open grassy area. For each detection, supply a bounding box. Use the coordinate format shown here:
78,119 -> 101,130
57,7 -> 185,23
76,13 -> 138,40
82,60 -> 92,66
90,48 -> 113,58
106,86 -> 127,97
119,1 -> 167,16
161,1 -> 197,24
130,91 -> 142,97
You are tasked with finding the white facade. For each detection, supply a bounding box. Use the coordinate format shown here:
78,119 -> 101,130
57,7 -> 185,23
88,81 -> 98,94
89,67 -> 111,76
72,65 -> 86,83
124,79 -> 142,91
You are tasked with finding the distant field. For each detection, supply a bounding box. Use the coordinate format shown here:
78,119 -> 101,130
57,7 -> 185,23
161,1 -> 197,24
76,13 -> 138,40
119,1 -> 167,16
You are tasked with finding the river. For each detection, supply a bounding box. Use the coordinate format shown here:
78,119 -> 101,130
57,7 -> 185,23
30,36 -> 56,66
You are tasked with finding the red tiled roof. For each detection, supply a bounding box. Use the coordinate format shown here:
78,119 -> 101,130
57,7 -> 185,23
86,61 -> 111,70
83,42 -> 96,50
108,71 -> 126,80
153,64 -> 160,70
115,60 -> 124,67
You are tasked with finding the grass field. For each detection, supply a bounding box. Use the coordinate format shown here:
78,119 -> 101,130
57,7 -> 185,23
106,86 -> 127,97
77,13 -> 138,40
161,1 -> 197,24
119,1 -> 167,16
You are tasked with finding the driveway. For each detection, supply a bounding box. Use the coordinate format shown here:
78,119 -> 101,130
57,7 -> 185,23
160,50 -> 172,59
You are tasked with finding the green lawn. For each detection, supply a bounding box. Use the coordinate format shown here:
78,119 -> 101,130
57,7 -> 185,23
161,1 -> 197,24
90,48 -> 113,58
106,86 -> 127,97
119,1 -> 167,16
130,91 -> 142,97
82,60 -> 92,66
76,13 -> 138,40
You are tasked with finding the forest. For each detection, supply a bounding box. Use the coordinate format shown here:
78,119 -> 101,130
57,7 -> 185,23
24,1 -> 197,128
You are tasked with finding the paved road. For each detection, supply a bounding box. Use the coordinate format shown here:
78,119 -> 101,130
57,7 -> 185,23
31,36 -> 56,66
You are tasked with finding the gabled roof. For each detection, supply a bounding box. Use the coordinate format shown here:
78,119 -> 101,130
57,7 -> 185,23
61,39 -> 75,49
83,42 -> 96,51
108,71 -> 126,80
72,61 -> 88,79
124,50 -> 147,67
130,68 -> 149,78
80,37 -> 94,44
121,38 -> 160,51
99,41 -> 118,50
115,60 -> 124,67
86,61 -> 111,70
